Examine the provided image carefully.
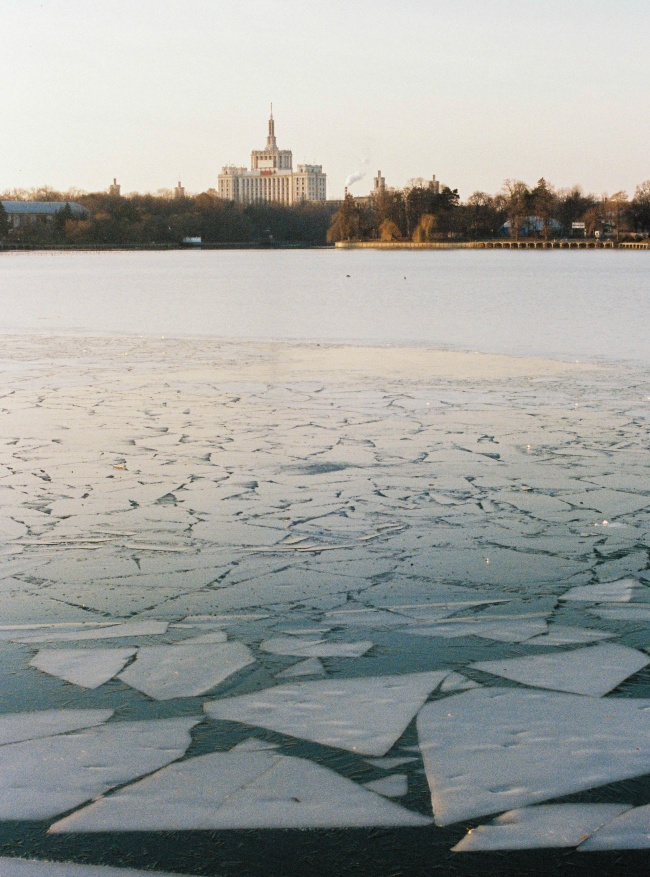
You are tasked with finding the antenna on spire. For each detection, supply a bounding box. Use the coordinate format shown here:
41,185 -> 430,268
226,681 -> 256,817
270,101 -> 273,118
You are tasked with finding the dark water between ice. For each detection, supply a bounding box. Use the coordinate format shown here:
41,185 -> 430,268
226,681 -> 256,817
1,248 -> 649,363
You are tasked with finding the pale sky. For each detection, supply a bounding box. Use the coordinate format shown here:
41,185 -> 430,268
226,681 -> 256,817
3,0 -> 649,199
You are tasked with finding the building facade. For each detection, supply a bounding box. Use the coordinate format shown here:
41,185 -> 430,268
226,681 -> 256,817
218,112 -> 326,205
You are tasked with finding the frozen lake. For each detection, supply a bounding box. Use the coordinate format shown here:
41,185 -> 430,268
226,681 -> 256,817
0,253 -> 649,876
1,248 -> 649,363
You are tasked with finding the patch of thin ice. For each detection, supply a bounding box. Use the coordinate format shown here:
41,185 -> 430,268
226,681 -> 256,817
453,804 -> 631,851
50,750 -> 431,831
417,688 -> 650,826
525,625 -> 614,646
205,671 -> 449,756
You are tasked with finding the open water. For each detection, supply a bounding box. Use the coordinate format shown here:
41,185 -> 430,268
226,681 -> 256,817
0,249 -> 649,364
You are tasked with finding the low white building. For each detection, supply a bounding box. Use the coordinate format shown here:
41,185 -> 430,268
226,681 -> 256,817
218,112 -> 326,206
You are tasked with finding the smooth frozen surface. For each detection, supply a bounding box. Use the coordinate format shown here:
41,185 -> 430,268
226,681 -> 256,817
453,804 -> 631,851
0,860 -> 193,877
205,672 -> 448,756
470,643 -> 649,696
417,688 -> 650,826
580,803 -> 650,850
30,648 -> 137,688
51,750 -> 430,831
0,710 -> 113,746
0,718 -> 199,820
118,642 -> 255,699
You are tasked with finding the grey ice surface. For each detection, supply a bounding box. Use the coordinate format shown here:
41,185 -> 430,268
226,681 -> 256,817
579,803 -> 650,850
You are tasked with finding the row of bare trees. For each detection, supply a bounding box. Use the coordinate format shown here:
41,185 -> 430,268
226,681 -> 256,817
327,179 -> 650,243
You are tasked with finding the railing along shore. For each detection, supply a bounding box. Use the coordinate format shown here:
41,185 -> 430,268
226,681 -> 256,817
335,239 -> 649,250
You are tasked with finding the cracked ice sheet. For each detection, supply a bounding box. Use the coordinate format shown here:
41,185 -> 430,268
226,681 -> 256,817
205,671 -> 449,756
118,642 -> 255,699
579,803 -> 650,849
260,636 -> 372,658
453,804 -> 631,851
0,710 -> 113,746
417,688 -> 650,826
0,718 -> 199,820
51,749 -> 431,832
29,648 -> 137,688
276,658 -> 326,678
589,605 -> 650,622
0,860 -> 194,877
470,643 -> 649,697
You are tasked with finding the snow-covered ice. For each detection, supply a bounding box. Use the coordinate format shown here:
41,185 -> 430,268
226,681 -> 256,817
260,636 -> 372,658
579,803 -> 650,850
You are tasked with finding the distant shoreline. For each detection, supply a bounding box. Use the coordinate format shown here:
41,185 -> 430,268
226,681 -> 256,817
2,240 -> 647,252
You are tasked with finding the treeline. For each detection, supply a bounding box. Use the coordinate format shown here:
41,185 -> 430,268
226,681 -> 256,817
2,178 -> 650,246
0,188 -> 337,246
327,178 -> 650,242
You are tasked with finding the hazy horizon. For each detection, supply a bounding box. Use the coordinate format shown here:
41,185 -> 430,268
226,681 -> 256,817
4,0 -> 650,199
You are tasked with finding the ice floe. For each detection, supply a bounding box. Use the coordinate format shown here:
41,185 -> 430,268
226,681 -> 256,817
0,709 -> 112,746
29,648 -> 136,688
588,605 -> 650,622
525,624 -> 614,646
453,804 -> 631,851
260,636 -> 372,658
470,643 -> 649,696
417,688 -> 650,825
0,859 -> 193,877
50,749 -> 431,831
405,617 -> 548,643
579,803 -> 650,850
205,671 -> 449,756
276,657 -> 326,678
560,579 -> 638,603
15,621 -> 168,644
118,642 -> 255,699
0,717 -> 199,819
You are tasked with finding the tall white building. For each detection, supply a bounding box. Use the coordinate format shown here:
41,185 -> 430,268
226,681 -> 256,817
218,111 -> 326,205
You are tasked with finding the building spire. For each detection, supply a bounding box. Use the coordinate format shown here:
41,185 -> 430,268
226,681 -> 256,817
266,104 -> 277,150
